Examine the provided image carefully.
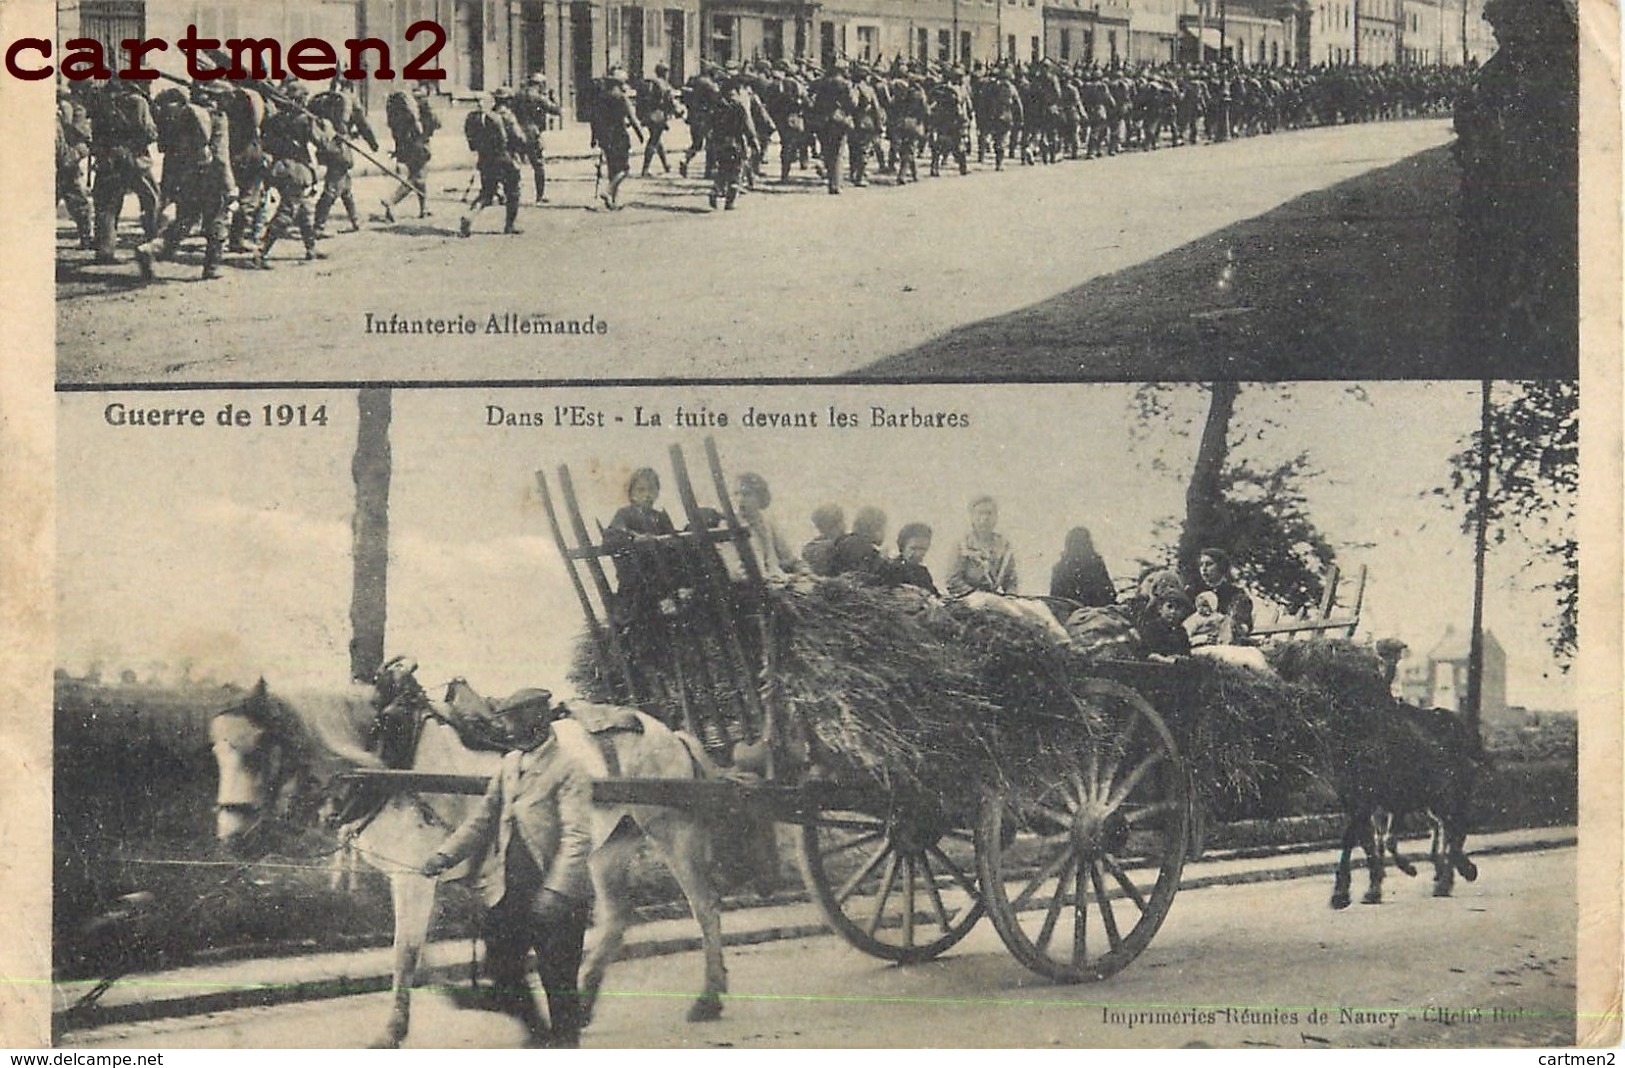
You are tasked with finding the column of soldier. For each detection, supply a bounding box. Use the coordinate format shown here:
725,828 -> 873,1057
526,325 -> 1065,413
56,59 -> 1471,280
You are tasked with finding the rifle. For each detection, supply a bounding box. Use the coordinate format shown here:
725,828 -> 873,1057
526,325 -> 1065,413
157,59 -> 429,199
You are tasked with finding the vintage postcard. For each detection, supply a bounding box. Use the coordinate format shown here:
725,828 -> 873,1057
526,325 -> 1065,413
0,0 -> 1618,1053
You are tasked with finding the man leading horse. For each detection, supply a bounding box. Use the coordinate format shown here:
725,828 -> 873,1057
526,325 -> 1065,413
421,686 -> 593,1048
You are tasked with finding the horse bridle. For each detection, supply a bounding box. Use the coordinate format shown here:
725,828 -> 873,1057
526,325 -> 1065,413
212,694 -> 320,845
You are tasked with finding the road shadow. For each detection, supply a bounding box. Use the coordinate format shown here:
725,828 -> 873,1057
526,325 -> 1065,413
858,145 -> 1572,382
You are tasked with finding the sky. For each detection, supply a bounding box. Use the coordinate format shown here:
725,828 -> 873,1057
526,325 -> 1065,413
57,382 -> 1576,710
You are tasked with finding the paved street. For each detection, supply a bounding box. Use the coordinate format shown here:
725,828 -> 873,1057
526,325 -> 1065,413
61,844 -> 1577,1049
57,118 -> 1458,384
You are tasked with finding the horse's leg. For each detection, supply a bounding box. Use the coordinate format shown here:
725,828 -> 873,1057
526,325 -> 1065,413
1435,809 -> 1476,894
648,813 -> 727,1021
1360,813 -> 1385,905
1330,814 -> 1360,909
1381,811 -> 1418,877
578,834 -> 635,1029
373,872 -> 437,1048
1452,819 -> 1479,883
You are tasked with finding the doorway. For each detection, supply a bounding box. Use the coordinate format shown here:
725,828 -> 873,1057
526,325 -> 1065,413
572,1 -> 597,120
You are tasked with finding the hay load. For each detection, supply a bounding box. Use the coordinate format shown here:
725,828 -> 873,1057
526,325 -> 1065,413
569,578 -> 1391,817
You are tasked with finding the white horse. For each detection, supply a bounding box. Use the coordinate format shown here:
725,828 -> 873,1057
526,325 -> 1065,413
209,676 -> 728,1049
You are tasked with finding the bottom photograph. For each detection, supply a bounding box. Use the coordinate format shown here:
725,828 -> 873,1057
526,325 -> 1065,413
51,382 -> 1581,1049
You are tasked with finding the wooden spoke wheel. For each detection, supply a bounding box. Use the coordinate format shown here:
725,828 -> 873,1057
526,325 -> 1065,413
797,798 -> 985,963
975,679 -> 1190,982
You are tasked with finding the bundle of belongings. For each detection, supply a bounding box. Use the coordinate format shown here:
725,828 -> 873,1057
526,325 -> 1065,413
569,578 -> 1396,821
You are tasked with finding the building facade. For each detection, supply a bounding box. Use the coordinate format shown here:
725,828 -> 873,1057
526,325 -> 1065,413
57,0 -> 1494,134
57,0 -> 702,122
1042,0 -> 1132,66
1396,624 -> 1507,718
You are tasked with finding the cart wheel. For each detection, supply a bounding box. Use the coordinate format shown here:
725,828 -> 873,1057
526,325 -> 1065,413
975,679 -> 1190,982
797,801 -> 985,963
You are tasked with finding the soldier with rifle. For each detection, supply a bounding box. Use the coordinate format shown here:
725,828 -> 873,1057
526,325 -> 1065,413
636,62 -> 680,177
311,82 -> 380,236
87,78 -> 161,266
590,69 -> 644,211
514,73 -> 563,203
56,85 -> 93,249
459,88 -> 528,236
251,83 -> 331,268
382,83 -> 440,221
135,81 -> 234,282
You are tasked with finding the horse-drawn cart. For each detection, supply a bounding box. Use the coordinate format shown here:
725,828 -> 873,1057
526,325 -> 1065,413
537,438 -> 1197,983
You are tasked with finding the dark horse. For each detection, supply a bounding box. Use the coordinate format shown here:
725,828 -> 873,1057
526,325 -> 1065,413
209,674 -> 728,1048
1326,702 -> 1483,909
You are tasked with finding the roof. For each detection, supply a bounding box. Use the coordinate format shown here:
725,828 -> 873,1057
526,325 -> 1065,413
1427,624 -> 1504,663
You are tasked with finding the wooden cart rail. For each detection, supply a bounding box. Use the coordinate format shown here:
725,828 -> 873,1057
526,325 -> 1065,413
334,768 -> 492,795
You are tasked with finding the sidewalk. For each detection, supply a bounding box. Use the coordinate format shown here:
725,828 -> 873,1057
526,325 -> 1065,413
51,825 -> 1575,1034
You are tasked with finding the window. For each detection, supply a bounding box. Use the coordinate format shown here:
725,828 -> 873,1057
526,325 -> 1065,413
1107,29 -> 1117,59
1030,34 -> 1039,61
710,13 -> 735,63
1006,32 -> 1015,57
938,28 -> 951,62
1059,28 -> 1071,60
856,24 -> 877,61
919,27 -> 930,58
960,29 -> 971,60
763,18 -> 783,60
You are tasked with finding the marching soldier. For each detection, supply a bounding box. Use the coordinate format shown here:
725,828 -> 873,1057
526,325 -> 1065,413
636,63 -> 680,177
678,65 -> 721,179
590,69 -> 644,211
766,63 -> 811,182
87,78 -> 161,266
886,73 -> 928,185
252,83 -> 330,268
220,84 -> 268,252
381,82 -> 439,221
135,82 -> 234,282
927,71 -> 970,178
983,68 -> 1023,171
311,82 -> 379,235
846,64 -> 883,188
707,73 -> 759,210
809,63 -> 855,195
514,73 -> 563,203
459,88 -> 528,236
742,72 -> 777,190
56,86 -> 93,249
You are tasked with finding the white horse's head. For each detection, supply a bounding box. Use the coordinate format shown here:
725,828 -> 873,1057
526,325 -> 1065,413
208,680 -> 375,857
209,681 -> 298,856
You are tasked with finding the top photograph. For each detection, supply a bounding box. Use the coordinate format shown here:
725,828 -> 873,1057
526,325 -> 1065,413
48,0 -> 1580,385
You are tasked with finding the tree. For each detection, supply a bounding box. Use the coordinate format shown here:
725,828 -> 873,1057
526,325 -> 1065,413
1137,383 -> 1336,614
350,389 -> 392,683
1438,380 -> 1577,666
1200,456 -> 1338,614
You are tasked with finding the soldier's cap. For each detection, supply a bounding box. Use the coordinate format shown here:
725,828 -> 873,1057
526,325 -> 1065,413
655,62 -> 670,74
608,66 -> 629,83
493,85 -> 515,99
528,71 -> 548,84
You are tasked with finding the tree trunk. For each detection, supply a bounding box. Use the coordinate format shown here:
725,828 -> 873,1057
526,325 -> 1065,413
349,388 -> 392,683
1177,381 -> 1239,582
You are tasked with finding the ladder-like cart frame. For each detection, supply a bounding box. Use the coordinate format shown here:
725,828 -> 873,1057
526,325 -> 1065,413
535,439 -> 1199,982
